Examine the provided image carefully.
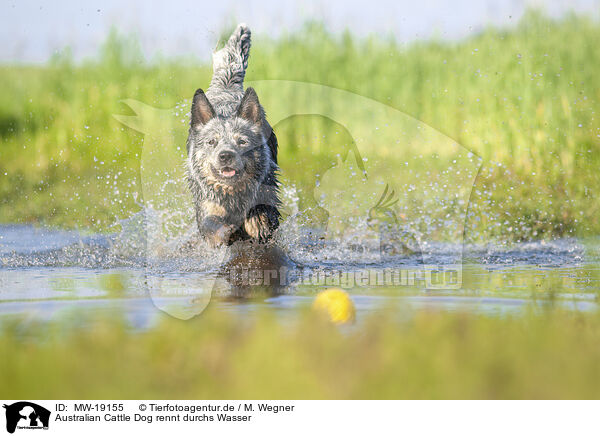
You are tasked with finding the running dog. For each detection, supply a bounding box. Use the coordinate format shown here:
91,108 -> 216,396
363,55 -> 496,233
186,24 -> 280,246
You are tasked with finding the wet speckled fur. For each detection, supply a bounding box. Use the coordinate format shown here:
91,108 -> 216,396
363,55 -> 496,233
186,24 -> 280,246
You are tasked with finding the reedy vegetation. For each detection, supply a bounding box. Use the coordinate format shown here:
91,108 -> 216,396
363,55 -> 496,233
0,11 -> 598,240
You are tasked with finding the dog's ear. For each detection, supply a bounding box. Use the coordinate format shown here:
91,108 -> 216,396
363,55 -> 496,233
191,89 -> 216,128
237,87 -> 263,125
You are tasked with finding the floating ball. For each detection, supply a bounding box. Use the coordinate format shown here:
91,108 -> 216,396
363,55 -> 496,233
312,288 -> 356,324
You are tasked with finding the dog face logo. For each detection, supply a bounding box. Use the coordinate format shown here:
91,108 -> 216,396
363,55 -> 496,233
3,402 -> 50,434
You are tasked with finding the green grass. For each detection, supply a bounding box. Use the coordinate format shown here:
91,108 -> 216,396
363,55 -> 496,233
0,10 -> 599,240
2,307 -> 600,399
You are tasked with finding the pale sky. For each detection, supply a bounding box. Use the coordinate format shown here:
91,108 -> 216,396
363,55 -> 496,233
1,0 -> 598,63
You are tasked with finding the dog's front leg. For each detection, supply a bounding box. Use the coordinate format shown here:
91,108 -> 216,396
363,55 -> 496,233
243,205 -> 280,243
200,215 -> 236,247
197,201 -> 238,246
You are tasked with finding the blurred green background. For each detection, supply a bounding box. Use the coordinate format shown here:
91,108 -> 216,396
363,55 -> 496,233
4,308 -> 600,399
1,11 -> 598,240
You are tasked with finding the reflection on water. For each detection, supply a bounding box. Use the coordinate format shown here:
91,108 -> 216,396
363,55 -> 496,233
0,224 -> 599,330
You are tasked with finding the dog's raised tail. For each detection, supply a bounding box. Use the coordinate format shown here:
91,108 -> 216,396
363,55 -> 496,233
209,24 -> 251,92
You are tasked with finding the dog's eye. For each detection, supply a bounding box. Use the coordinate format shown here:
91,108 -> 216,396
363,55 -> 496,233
208,138 -> 217,146
237,138 -> 247,145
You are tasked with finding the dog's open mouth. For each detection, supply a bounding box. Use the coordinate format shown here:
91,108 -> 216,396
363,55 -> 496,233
220,167 -> 236,178
211,165 -> 240,180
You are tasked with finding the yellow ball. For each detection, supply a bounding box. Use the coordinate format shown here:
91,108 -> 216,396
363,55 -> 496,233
312,288 -> 356,324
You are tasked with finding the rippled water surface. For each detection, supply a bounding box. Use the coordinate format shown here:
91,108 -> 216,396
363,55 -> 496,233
1,224 -> 599,329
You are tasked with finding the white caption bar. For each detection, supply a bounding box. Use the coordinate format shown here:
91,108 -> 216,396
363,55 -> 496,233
1,400 -> 598,435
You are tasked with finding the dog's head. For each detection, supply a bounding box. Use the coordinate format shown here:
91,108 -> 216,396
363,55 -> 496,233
186,87 -> 270,191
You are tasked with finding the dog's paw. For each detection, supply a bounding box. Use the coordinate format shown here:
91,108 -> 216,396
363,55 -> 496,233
243,214 -> 272,242
208,224 -> 237,247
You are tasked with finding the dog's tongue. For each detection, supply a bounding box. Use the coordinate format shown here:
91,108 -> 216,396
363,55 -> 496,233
222,168 -> 236,177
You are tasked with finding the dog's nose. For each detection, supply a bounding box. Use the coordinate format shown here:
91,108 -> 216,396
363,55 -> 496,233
218,150 -> 235,163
